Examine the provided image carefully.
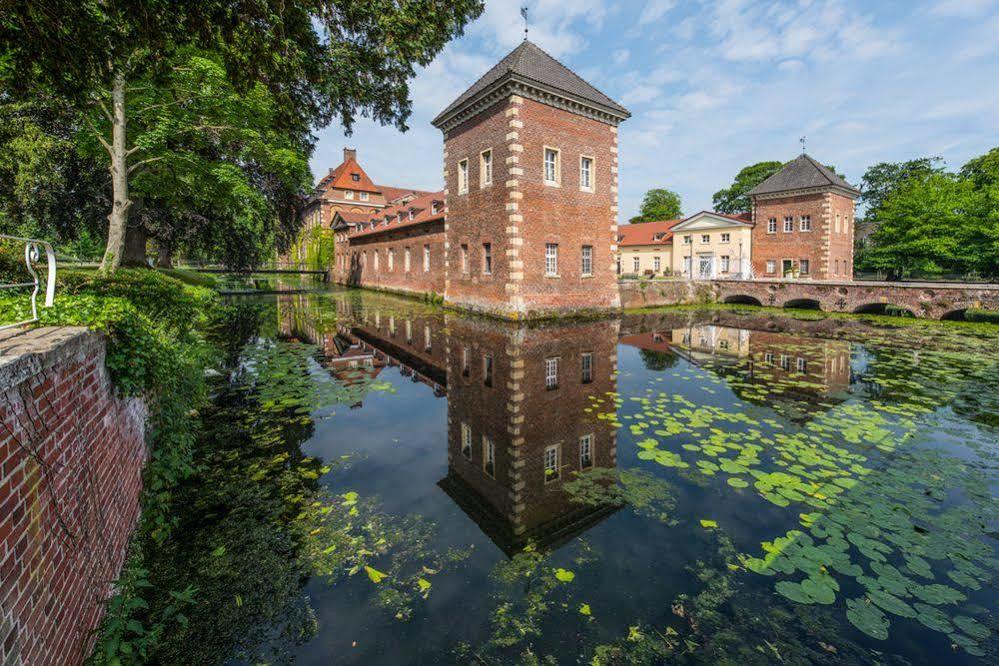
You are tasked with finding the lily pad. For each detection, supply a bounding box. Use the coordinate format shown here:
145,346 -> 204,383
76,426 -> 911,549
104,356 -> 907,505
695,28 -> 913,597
846,597 -> 889,640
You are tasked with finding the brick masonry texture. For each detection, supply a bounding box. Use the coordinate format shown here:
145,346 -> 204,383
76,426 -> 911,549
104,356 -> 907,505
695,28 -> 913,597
751,192 -> 855,280
0,327 -> 146,666
344,220 -> 446,297
618,278 -> 999,319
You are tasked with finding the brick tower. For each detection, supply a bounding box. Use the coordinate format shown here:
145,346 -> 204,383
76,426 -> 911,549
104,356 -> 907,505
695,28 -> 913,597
747,154 -> 860,281
432,40 -> 630,319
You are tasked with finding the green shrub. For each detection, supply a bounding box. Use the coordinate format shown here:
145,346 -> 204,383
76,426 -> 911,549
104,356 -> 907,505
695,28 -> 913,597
965,308 -> 999,324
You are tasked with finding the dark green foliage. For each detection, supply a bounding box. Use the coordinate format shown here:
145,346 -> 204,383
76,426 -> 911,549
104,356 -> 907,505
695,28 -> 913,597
712,161 -> 783,214
630,188 -> 682,223
964,308 -> 999,324
859,157 -> 945,215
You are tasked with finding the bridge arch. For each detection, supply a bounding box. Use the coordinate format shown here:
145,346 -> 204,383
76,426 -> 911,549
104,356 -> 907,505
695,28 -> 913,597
853,302 -> 916,317
940,308 -> 969,321
783,298 -> 822,311
723,294 -> 763,306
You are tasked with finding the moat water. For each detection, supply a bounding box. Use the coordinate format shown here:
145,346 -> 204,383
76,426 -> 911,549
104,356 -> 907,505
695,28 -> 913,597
144,287 -> 997,664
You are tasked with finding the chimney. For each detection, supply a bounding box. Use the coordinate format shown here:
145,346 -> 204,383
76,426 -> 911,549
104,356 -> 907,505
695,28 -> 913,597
343,147 -> 356,163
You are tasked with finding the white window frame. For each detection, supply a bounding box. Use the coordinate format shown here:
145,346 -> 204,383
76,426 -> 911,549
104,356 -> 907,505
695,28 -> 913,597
359,191 -> 369,201
483,436 -> 495,478
545,356 -> 559,390
800,258 -> 810,275
482,242 -> 492,275
388,249 -> 394,272
783,216 -> 794,233
461,244 -> 469,274
767,218 -> 777,234
458,158 -> 469,194
544,444 -> 561,482
579,155 -> 594,192
800,215 -> 812,232
581,352 -> 593,384
480,149 -> 493,187
373,250 -> 380,271
720,232 -> 731,243
545,243 -> 559,277
633,256 -> 640,272
461,423 -> 472,460
344,190 -> 354,200
581,245 -> 593,277
701,234 -> 710,244
404,247 -> 411,272
543,147 -> 561,186
579,434 -> 594,469
796,357 -> 807,373
766,260 -> 776,274
720,255 -> 730,272
423,244 -> 430,272
653,255 -> 661,272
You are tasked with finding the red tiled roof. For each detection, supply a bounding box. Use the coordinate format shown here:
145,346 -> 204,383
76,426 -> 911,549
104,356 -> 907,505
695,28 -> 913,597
317,157 -> 380,194
617,219 -> 683,247
347,190 -> 446,239
378,185 -> 435,204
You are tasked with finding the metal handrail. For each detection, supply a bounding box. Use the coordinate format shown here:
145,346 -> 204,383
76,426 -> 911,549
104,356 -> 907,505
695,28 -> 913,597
1,234 -> 57,331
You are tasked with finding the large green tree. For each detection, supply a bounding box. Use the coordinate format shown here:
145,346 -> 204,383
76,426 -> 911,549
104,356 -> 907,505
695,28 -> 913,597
858,157 -> 945,215
711,161 -> 783,214
0,0 -> 484,272
630,188 -> 683,223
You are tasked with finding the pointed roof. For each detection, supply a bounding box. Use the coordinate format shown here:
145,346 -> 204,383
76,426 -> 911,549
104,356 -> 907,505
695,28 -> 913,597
746,154 -> 860,198
432,40 -> 629,130
317,155 -> 379,194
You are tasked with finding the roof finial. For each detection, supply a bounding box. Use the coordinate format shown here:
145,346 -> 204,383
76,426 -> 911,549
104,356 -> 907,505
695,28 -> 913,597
800,135 -> 806,154
521,5 -> 529,40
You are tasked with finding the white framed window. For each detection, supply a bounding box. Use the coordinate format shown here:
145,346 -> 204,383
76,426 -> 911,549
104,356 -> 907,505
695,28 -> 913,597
780,354 -> 791,370
431,201 -> 440,215
359,191 -> 369,201
580,434 -> 594,469
480,149 -> 493,187
633,256 -> 640,272
796,357 -> 807,373
461,423 -> 472,460
835,214 -> 841,233
544,444 -> 561,482
800,259 -> 810,275
580,155 -> 594,191
768,218 -> 777,234
720,255 -> 730,272
397,212 -> 404,223
766,260 -> 776,274
483,354 -> 493,387
701,234 -> 710,244
653,256 -> 661,272
388,249 -> 394,271
544,147 -> 560,185
404,247 -> 411,272
423,244 -> 430,272
462,346 -> 470,376
581,245 -> 593,276
482,243 -> 492,274
405,319 -> 412,343
483,436 -> 495,478
408,209 -> 414,221
683,235 -> 692,244
720,232 -> 731,243
764,352 -> 774,364
374,250 -> 380,271
800,215 -> 812,232
545,356 -> 559,390
424,324 -> 432,351
545,243 -> 559,276
461,244 -> 469,274
581,352 -> 593,384
344,190 -> 354,200
458,159 -> 469,194
784,216 -> 794,232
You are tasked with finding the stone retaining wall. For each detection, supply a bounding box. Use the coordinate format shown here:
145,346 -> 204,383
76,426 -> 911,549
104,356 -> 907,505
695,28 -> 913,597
0,327 -> 147,666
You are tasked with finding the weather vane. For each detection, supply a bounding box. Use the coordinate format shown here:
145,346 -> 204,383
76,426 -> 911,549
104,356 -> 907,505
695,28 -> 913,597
800,136 -> 806,154
521,5 -> 529,40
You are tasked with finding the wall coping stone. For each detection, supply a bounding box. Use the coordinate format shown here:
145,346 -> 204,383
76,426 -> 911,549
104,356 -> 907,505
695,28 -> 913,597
0,326 -> 96,391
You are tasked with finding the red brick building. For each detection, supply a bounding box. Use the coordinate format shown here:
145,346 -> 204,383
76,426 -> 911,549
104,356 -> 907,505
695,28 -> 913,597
748,154 -> 860,280
434,40 -> 630,318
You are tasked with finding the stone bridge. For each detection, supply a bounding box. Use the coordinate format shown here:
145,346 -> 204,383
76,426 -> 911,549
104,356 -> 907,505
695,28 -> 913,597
619,278 -> 999,319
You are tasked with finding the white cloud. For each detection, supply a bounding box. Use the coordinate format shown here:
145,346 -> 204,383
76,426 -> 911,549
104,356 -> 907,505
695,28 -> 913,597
620,84 -> 662,106
612,48 -> 630,65
930,0 -> 998,18
638,0 -> 677,26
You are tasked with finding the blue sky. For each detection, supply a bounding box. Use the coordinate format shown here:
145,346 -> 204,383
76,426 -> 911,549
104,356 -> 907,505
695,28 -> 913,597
311,0 -> 999,219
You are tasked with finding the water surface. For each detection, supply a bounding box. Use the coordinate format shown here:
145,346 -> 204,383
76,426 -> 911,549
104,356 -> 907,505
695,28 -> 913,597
145,288 -> 998,664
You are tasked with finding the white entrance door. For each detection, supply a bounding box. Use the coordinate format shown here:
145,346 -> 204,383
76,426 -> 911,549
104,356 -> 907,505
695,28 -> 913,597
698,255 -> 714,279
683,256 -> 692,278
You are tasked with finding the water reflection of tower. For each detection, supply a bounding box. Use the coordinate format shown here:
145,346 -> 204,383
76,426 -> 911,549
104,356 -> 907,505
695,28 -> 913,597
439,317 -> 621,556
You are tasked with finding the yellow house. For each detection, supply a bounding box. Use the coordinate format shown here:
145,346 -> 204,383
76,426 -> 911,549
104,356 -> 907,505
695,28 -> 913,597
669,211 -> 754,278
616,219 -> 681,276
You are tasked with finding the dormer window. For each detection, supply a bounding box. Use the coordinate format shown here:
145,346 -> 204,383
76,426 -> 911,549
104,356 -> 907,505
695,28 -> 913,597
408,209 -> 414,221
431,201 -> 440,215
351,173 -> 360,182
653,232 -> 666,241
397,212 -> 403,223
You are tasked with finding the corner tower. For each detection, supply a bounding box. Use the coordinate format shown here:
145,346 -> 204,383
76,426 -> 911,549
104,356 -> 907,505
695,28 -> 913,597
432,41 -> 630,319
747,154 -> 860,281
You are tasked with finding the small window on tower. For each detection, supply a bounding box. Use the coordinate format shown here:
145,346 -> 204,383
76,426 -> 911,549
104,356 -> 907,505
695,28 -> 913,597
768,218 -> 777,234
480,149 -> 493,187
544,147 -> 561,185
580,156 -> 594,191
458,159 -> 469,194
784,216 -> 794,232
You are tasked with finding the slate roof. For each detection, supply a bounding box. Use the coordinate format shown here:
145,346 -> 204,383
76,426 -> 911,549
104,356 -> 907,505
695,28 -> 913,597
433,40 -> 629,126
746,154 -> 860,197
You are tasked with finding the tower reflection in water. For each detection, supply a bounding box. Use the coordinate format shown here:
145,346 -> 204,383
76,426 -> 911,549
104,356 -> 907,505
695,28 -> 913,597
278,292 -> 621,556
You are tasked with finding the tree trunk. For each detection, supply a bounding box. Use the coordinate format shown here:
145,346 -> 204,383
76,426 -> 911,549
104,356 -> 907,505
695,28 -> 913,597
99,73 -> 131,275
155,240 -> 173,268
123,225 -> 148,266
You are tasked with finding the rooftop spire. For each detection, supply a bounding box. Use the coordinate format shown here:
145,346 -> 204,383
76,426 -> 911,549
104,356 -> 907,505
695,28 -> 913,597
520,5 -> 529,40
800,135 -> 806,154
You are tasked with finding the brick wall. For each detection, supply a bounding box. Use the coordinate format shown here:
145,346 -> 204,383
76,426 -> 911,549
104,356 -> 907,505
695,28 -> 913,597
0,327 -> 147,666
443,96 -> 621,318
343,221 -> 446,297
751,191 -> 857,280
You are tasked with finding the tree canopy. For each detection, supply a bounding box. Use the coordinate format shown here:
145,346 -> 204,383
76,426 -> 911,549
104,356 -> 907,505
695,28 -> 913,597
0,0 -> 485,271
631,188 -> 683,223
711,162 -> 783,214
862,148 -> 999,279
859,157 -> 945,216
